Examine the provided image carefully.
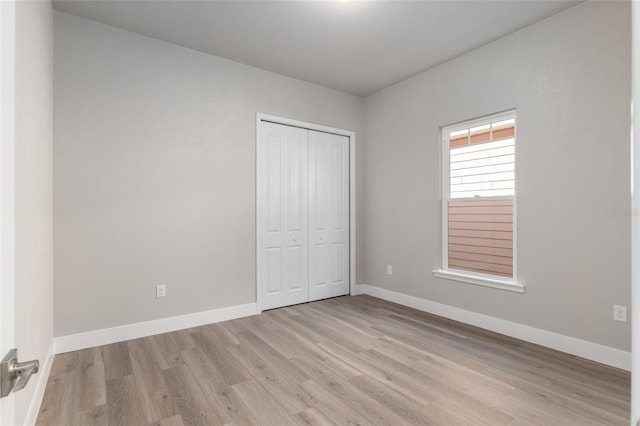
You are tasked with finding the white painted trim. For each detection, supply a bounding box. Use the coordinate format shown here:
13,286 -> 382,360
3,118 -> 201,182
349,125 -> 357,297
440,110 -> 518,283
23,340 -> 55,426
358,284 -> 630,371
255,114 -> 263,313
0,1 -> 16,424
441,109 -> 517,134
432,269 -> 525,293
631,0 -> 639,423
53,303 -> 258,354
255,113 -> 357,311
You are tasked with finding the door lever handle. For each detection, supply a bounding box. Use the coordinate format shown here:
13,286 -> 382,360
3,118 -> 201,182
1,349 -> 39,398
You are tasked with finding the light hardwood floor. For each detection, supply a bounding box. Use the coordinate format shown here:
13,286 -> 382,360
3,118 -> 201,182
36,295 -> 630,426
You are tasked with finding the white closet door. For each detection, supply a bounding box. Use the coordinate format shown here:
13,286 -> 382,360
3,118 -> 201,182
260,122 -> 309,310
308,130 -> 350,301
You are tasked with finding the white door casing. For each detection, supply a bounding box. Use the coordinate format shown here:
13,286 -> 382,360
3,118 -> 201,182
308,130 -> 349,301
257,114 -> 355,312
0,0 -> 16,424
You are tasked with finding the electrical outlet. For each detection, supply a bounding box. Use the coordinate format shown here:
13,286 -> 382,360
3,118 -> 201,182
386,265 -> 393,275
613,305 -> 627,322
156,284 -> 166,298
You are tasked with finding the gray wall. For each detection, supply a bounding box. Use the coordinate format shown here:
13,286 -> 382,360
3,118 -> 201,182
53,12 -> 365,336
54,1 -> 632,354
15,0 -> 53,422
363,1 -> 631,351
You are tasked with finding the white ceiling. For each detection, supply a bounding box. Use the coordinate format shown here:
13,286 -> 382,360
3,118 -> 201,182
52,0 -> 582,97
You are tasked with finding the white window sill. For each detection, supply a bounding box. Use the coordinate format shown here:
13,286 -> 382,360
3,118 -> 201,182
432,269 -> 525,293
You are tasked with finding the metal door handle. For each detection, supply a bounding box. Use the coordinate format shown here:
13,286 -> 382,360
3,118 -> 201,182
1,349 -> 39,398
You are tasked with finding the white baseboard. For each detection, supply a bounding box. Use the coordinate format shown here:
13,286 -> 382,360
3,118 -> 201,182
23,339 -> 55,426
53,302 -> 258,354
50,285 -> 630,368
358,284 -> 631,371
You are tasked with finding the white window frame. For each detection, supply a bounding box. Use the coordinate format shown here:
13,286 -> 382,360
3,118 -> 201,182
432,110 -> 525,293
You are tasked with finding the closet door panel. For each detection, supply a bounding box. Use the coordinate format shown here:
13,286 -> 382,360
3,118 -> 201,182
260,123 -> 309,310
330,140 -> 349,290
265,247 -> 283,294
309,139 -> 327,290
284,125 -> 309,306
309,130 -> 349,301
261,122 -> 286,310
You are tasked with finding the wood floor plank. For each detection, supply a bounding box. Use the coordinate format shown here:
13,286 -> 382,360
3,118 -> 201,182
481,343 -> 631,415
220,317 -> 248,334
292,355 -> 411,426
261,306 -> 298,324
485,365 -> 629,425
291,348 -> 361,382
299,378 -> 372,425
101,342 -> 133,381
127,341 -> 177,424
370,321 -> 490,371
106,375 -> 147,426
296,407 -> 339,426
179,346 -> 259,425
307,303 -> 386,339
71,404 -> 108,426
256,374 -> 312,415
225,340 -> 314,415
240,320 -> 318,360
49,350 -> 81,377
231,380 -> 298,426
163,366 -> 224,426
318,340 -> 440,406
149,414 -> 186,426
202,322 -> 241,346
75,347 -> 107,411
291,313 -> 371,354
233,330 -> 310,383
347,374 -> 436,426
415,357 -> 516,404
356,347 -> 512,419
278,326 -> 342,364
234,311 -> 283,334
189,328 -> 249,386
36,295 -> 631,426
494,388 -> 608,426
35,371 -> 77,426
39,347 -> 106,422
428,390 -> 514,426
149,331 -> 195,370
281,315 -> 329,345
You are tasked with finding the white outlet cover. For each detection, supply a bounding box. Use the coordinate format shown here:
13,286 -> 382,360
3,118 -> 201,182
156,284 -> 166,298
613,305 -> 627,322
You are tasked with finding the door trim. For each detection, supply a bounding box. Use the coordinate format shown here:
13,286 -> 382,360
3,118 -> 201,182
0,0 -> 16,423
256,113 -> 356,312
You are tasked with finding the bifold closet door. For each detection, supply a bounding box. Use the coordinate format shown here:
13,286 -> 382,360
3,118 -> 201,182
308,130 -> 350,301
260,122 -> 309,310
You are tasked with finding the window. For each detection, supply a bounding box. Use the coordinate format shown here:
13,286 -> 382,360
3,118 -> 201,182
433,110 -> 523,292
